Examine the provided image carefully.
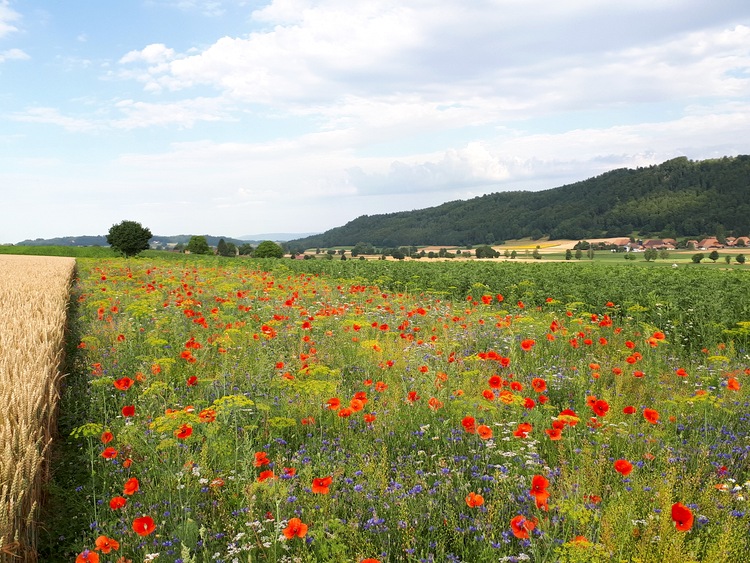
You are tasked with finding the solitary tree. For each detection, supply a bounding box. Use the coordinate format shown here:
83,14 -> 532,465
643,248 -> 658,262
737,254 -> 746,264
254,240 -> 284,258
106,220 -> 152,257
708,250 -> 720,263
691,253 -> 705,263
187,236 -> 211,255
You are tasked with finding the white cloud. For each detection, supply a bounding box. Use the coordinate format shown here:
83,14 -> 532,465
0,47 -> 28,62
112,97 -> 232,129
0,0 -> 20,38
9,107 -> 97,133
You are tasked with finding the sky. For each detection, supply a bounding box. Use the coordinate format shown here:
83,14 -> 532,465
1,1 -> 750,243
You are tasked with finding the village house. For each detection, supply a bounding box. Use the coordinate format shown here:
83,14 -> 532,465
697,237 -> 724,250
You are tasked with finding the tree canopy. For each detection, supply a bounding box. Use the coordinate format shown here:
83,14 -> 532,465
187,236 -> 212,255
106,220 -> 152,257
254,240 -> 284,258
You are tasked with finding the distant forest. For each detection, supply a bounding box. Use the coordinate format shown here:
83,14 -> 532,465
289,155 -> 750,249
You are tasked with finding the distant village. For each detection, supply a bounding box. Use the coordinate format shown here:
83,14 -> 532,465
616,236 -> 749,252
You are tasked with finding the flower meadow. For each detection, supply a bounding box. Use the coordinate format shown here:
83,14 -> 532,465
58,258 -> 749,563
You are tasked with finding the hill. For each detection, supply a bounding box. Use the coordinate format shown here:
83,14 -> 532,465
16,234 -> 250,248
289,155 -> 750,249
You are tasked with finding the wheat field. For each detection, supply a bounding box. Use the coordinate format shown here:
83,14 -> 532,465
0,255 -> 75,562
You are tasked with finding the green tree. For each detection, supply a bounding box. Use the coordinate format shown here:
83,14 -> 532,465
510,250 -> 517,259
532,247 -> 541,259
725,255 -> 732,265
106,220 -> 152,257
254,240 -> 284,258
709,250 -> 720,263
691,253 -> 705,263
187,236 -> 211,255
565,249 -> 572,260
217,238 -> 236,257
643,248 -> 657,262
737,254 -> 746,264
575,248 -> 582,260
238,243 -> 254,256
658,249 -> 670,260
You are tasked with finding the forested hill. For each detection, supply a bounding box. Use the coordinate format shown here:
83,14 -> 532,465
290,155 -> 750,249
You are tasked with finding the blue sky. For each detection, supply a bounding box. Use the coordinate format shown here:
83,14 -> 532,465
2,0 -> 749,243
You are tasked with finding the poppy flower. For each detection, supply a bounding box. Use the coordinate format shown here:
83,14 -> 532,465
513,422 -> 532,438
465,492 -> 484,507
254,451 -> 270,467
326,397 -> 341,410
523,397 -> 536,409
428,397 -> 443,411
488,375 -> 503,389
283,517 -> 308,539
123,477 -> 139,496
312,476 -> 333,494
363,413 -> 376,423
101,447 -> 118,459
461,416 -> 476,434
530,475 -> 549,496
531,378 -> 547,393
482,389 -> 495,401
510,381 -> 523,392
675,368 -> 688,378
375,381 -> 388,392
100,431 -> 113,444
622,406 -> 636,414
350,398 -> 365,411
113,377 -> 134,391
174,423 -> 192,439
477,425 -> 493,440
94,535 -> 119,553
558,409 -> 579,426
613,459 -> 633,476
132,515 -> 156,536
592,399 -> 609,417
643,408 -> 660,424
727,378 -> 741,391
186,375 -> 198,386
520,339 -> 535,351
671,502 -> 694,531
361,559 -> 381,563
510,515 -> 537,539
199,408 -> 216,423
545,427 -> 562,440
258,470 -> 276,482
76,550 -> 99,563
109,496 -> 127,510
407,391 -> 420,403
338,407 -> 353,418
121,405 -> 135,417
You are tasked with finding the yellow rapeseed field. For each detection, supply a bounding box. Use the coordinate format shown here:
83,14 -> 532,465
0,255 -> 75,561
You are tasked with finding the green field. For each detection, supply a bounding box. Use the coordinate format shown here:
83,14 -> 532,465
27,255 -> 750,562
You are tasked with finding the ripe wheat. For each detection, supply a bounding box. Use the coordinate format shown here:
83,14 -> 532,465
0,256 -> 75,562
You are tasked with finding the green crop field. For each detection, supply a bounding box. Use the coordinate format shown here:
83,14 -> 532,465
40,256 -> 749,562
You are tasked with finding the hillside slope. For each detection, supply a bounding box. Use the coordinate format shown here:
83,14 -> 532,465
289,155 -> 750,248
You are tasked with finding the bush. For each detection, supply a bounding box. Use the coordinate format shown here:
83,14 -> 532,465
106,220 -> 152,257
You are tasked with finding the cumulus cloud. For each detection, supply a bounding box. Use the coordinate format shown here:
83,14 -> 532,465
0,47 -> 28,62
0,0 -> 20,38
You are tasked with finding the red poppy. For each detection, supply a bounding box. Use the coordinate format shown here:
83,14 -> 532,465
520,339 -> 535,351
375,381 -> 388,392
545,427 -> 562,440
258,470 -> 276,482
675,368 -> 688,378
113,377 -> 134,391
186,375 -> 198,386
523,397 -> 536,409
283,517 -> 308,539
530,475 -> 549,496
326,397 -> 341,410
461,416 -> 476,434
132,515 -> 156,536
123,477 -> 139,496
482,389 -> 495,401
363,413 -> 376,423
643,408 -> 660,424
510,381 -> 523,392
76,550 -> 99,563
312,476 -> 333,494
531,378 -> 547,393
254,452 -> 270,467
407,391 -> 420,403
557,409 -> 579,426
613,459 -> 633,476
510,515 -> 537,539
465,492 -> 484,507
94,535 -> 119,553
109,496 -> 127,510
488,375 -> 503,388
428,397 -> 443,411
671,502 -> 694,531
100,431 -> 113,444
121,405 -> 135,417
727,378 -> 741,391
338,407 -> 353,418
175,423 -> 193,439
513,422 -> 532,438
101,447 -> 118,459
477,425 -> 493,440
622,406 -> 636,414
361,560 -> 381,563
592,399 -> 609,417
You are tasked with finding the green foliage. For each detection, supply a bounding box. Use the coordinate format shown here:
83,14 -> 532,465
106,220 -> 152,257
709,250 -> 720,262
474,245 -> 500,258
737,254 -> 746,264
187,235 -> 212,255
254,240 -> 284,258
288,155 -> 750,247
643,248 -> 658,261
692,253 -> 705,263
